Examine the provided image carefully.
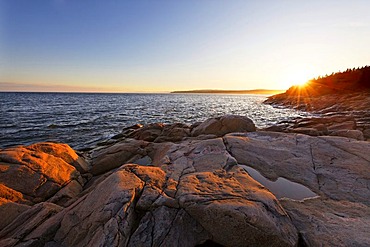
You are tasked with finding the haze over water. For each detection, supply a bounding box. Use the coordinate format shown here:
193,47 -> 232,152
0,92 -> 311,149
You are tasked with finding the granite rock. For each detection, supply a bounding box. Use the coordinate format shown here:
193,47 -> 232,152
0,143 -> 83,204
191,115 -> 256,137
1,116 -> 370,246
281,198 -> 370,246
224,132 -> 370,205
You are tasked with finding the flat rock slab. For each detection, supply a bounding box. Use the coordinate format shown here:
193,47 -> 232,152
224,132 -> 370,205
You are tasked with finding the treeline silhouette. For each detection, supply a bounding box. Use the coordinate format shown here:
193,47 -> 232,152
286,65 -> 370,96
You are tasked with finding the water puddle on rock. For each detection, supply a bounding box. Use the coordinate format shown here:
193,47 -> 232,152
239,165 -> 317,200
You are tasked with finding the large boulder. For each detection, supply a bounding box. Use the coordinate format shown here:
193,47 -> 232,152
128,123 -> 191,143
128,123 -> 165,142
0,142 -> 86,230
153,123 -> 191,142
191,115 -> 256,137
0,143 -> 83,204
27,142 -> 90,173
90,139 -> 149,175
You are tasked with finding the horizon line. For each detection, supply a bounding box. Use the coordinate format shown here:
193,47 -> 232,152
0,88 -> 286,95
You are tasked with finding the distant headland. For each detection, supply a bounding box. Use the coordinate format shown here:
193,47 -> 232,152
171,89 -> 285,95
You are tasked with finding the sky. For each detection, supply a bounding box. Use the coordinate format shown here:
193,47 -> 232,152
1,0 -> 370,93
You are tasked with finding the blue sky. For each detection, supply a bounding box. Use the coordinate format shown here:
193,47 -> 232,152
1,0 -> 370,92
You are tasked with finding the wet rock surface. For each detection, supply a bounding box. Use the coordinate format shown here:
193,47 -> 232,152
224,132 -> 370,205
1,115 -> 369,246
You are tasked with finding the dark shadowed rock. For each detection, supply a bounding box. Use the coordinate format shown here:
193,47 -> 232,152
90,139 -> 149,175
363,129 -> 370,139
264,88 -> 370,140
111,124 -> 144,140
329,129 -> 364,140
154,123 -> 191,142
0,202 -> 63,246
281,198 -> 370,246
0,198 -> 30,230
291,127 -> 319,136
191,115 -> 256,137
127,123 -> 191,143
128,123 -> 165,142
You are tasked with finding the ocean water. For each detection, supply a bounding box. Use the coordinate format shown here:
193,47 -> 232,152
0,92 -> 310,150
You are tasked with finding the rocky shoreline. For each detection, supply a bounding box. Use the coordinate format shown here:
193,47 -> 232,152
264,92 -> 370,141
1,114 -> 369,246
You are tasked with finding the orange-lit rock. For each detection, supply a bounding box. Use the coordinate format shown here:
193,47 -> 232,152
27,142 -> 90,173
0,184 -> 31,229
0,143 -> 84,204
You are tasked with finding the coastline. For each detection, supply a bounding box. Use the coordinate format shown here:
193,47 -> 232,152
1,93 -> 310,150
170,89 -> 285,95
1,113 -> 369,246
264,91 -> 370,141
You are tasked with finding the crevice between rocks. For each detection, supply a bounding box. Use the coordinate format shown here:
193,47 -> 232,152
156,208 -> 181,247
125,181 -> 147,246
309,143 -> 323,192
221,136 -> 236,164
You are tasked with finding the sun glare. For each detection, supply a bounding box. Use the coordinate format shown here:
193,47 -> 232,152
296,80 -> 308,87
282,68 -> 313,89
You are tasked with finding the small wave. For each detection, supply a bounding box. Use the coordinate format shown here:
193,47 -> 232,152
48,124 -> 59,129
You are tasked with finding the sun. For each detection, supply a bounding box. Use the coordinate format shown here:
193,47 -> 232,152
295,80 -> 308,87
281,69 -> 313,89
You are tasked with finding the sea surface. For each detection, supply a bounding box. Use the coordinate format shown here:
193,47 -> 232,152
0,92 -> 311,150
